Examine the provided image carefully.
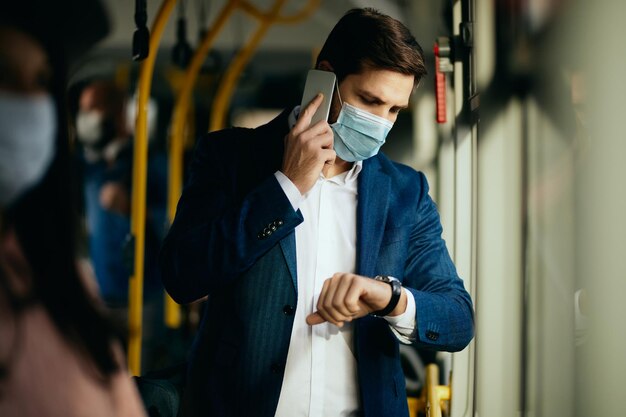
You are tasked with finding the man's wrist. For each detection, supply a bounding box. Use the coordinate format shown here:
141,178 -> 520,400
370,275 -> 402,317
274,171 -> 304,211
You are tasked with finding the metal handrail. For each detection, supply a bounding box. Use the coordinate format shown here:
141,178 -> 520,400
128,0 -> 178,376
410,364 -> 451,417
209,0 -> 289,132
164,0 -> 240,329
208,0 -> 319,131
239,0 -> 320,25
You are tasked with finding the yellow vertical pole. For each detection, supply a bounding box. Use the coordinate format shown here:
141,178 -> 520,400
424,364 -> 451,417
409,364 -> 451,416
165,0 -> 241,329
128,0 -> 178,376
209,0 -> 289,132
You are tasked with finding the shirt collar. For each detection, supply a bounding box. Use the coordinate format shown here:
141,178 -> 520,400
343,161 -> 362,184
321,161 -> 362,187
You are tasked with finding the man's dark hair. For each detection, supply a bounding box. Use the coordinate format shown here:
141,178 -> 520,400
316,8 -> 427,86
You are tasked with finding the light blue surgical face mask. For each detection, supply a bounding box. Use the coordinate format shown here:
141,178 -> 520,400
0,92 -> 56,206
331,89 -> 394,162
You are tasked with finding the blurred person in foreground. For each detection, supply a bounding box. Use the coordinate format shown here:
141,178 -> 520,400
0,1 -> 145,416
161,8 -> 474,417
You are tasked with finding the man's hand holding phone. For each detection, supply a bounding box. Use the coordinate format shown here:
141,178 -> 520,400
281,93 -> 335,195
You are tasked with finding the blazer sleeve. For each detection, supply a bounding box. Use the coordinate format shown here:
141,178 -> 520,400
159,131 -> 303,304
403,172 -> 474,352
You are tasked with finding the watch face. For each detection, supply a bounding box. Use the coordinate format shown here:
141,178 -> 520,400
374,275 -> 390,282
375,275 -> 398,283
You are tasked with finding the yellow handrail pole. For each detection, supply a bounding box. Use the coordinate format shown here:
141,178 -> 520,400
426,364 -> 439,417
437,385 -> 451,415
424,364 -> 451,417
170,0 -> 319,209
239,0 -> 320,24
209,0 -> 321,131
209,0 -> 290,132
409,364 -> 451,416
128,0 -> 178,376
165,0 -> 240,329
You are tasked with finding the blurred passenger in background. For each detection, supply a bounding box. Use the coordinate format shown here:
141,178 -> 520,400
76,79 -> 137,304
73,78 -> 169,371
0,1 -> 145,416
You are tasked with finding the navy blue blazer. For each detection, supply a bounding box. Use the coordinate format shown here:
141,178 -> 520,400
159,109 -> 474,417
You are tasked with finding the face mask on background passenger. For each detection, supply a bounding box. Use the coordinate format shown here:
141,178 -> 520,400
0,91 -> 56,207
331,88 -> 394,162
75,109 -> 116,149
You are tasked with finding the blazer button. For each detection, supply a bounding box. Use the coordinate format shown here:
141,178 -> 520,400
269,224 -> 277,232
273,219 -> 283,227
426,331 -> 439,341
283,305 -> 295,316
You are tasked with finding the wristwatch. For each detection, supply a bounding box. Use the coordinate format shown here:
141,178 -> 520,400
371,275 -> 402,317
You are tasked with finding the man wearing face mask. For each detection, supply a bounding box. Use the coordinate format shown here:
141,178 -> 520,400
75,80 -> 129,169
73,79 -> 136,307
160,8 -> 474,417
73,79 -> 168,372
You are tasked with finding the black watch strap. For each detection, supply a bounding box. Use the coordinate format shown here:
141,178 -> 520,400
371,275 -> 402,317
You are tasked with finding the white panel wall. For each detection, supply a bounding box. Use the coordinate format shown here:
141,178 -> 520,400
474,98 -> 523,417
575,1 -> 626,416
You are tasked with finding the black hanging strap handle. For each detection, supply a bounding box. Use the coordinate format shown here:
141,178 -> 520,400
133,0 -> 150,61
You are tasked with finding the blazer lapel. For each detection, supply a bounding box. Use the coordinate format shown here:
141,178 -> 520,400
256,108 -> 299,294
356,157 -> 391,277
279,231 -> 298,294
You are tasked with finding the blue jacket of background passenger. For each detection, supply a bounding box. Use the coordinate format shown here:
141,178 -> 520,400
159,109 -> 474,417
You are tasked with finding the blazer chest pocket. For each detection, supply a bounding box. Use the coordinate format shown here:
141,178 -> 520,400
380,224 -> 414,247
377,225 -> 414,277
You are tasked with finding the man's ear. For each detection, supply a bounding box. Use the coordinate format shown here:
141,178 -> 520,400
316,60 -> 334,72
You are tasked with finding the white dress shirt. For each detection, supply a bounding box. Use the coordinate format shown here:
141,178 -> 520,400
272,107 -> 416,417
